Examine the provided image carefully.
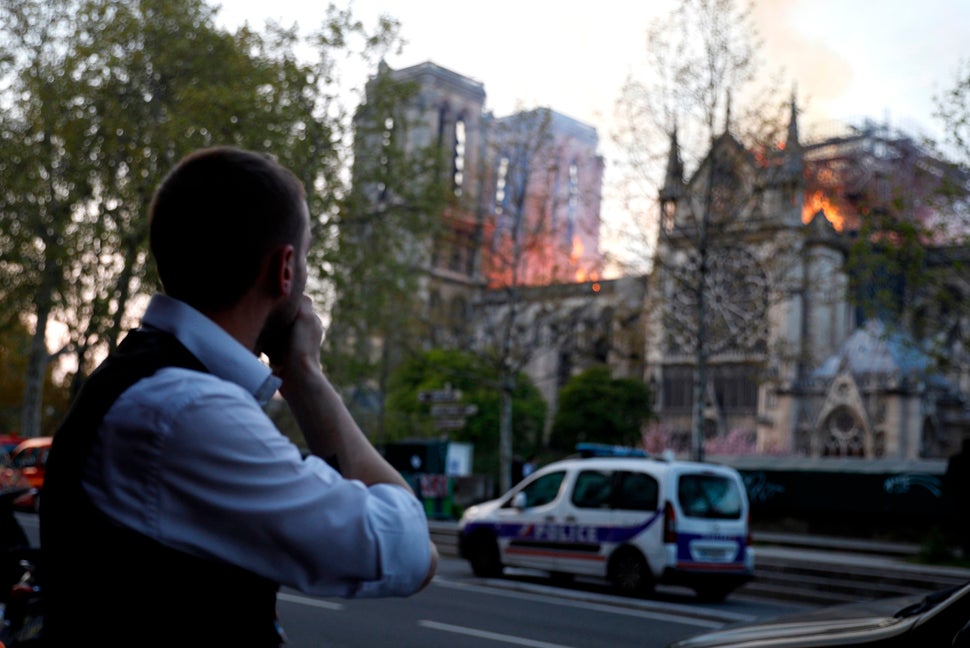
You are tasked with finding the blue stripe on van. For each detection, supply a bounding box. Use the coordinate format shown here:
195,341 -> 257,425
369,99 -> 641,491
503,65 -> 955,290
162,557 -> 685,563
464,510 -> 663,544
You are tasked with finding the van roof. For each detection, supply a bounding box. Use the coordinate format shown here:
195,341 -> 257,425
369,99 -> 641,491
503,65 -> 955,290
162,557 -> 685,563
547,455 -> 741,476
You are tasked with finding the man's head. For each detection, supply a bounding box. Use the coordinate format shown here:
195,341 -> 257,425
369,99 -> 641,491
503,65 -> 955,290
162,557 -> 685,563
149,147 -> 309,313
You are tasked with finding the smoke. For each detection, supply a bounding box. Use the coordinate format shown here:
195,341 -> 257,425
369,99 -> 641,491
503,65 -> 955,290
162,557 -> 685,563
750,0 -> 854,134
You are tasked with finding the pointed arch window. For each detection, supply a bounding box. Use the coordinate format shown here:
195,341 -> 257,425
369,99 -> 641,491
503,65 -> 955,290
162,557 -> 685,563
453,117 -> 466,196
378,116 -> 394,201
566,160 -> 579,242
821,407 -> 866,457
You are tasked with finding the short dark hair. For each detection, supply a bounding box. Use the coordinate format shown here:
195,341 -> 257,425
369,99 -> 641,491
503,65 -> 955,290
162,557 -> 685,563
149,147 -> 307,312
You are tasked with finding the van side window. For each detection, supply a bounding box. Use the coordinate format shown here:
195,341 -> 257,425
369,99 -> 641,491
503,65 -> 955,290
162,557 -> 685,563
509,471 -> 565,508
571,470 -> 612,508
614,471 -> 659,511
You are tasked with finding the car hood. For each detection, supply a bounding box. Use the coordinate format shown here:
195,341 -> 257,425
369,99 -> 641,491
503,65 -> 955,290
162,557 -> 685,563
458,497 -> 503,527
669,592 -> 939,647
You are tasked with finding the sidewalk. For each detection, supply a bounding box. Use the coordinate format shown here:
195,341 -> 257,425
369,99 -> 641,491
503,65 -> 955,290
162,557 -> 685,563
745,533 -> 970,605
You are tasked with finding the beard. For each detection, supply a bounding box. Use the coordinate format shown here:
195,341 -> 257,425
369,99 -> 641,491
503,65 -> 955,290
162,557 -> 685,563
257,238 -> 308,364
256,292 -> 301,365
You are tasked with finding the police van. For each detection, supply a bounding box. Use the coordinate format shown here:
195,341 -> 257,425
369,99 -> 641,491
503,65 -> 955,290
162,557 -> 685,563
457,446 -> 754,601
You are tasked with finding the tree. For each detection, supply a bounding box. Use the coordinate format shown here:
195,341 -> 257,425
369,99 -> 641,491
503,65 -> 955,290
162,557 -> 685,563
0,0 -> 100,438
803,81 -> 970,374
323,65 -> 451,441
333,64 -> 609,491
936,58 -> 970,170
0,0 -> 400,436
473,107 -> 606,492
0,319 -> 70,437
611,0 -> 790,271
384,348 -> 546,480
614,0 -> 797,461
550,365 -> 653,452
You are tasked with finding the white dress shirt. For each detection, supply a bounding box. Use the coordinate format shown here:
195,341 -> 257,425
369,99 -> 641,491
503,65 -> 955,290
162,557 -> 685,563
83,294 -> 432,598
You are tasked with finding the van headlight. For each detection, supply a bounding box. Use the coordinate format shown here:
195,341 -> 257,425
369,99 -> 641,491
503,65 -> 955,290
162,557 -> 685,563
459,505 -> 480,526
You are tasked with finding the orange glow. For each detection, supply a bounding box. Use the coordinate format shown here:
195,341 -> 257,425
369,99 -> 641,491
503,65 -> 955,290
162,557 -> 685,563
802,190 -> 844,231
570,235 -> 584,262
591,282 -> 601,293
482,223 -> 602,288
571,235 -> 587,282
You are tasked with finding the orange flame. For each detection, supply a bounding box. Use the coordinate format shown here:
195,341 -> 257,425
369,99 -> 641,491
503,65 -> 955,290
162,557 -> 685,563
802,190 -> 844,231
571,235 -> 588,282
570,235 -> 584,262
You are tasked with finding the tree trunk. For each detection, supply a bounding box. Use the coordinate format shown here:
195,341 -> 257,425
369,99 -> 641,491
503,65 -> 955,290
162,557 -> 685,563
499,375 -> 514,493
106,239 -> 137,352
691,136 -> 717,463
20,297 -> 52,439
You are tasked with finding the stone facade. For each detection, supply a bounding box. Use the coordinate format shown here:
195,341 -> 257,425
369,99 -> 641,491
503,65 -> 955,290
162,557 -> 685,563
647,107 -> 970,460
347,61 -> 637,434
348,61 -> 970,460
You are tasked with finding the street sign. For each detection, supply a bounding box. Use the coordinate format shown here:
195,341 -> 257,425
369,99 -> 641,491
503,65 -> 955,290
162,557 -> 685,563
418,388 -> 463,403
430,404 -> 478,418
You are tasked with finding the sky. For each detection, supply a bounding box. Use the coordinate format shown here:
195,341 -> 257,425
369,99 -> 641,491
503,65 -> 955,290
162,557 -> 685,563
215,0 -> 970,148
213,0 -> 970,271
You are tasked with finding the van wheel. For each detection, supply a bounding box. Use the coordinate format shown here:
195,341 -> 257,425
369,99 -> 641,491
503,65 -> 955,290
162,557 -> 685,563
608,547 -> 653,596
467,532 -> 503,578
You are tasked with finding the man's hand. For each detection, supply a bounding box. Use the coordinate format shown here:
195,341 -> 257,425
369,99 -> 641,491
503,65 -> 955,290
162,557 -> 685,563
271,295 -> 323,386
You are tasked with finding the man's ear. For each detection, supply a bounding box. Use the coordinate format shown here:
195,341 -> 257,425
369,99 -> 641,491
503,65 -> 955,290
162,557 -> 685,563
266,244 -> 296,297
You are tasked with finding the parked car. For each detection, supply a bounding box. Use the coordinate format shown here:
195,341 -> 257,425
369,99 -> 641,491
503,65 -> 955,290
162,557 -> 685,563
0,451 -> 32,497
10,437 -> 51,512
457,447 -> 753,601
668,580 -> 970,647
0,435 -> 24,455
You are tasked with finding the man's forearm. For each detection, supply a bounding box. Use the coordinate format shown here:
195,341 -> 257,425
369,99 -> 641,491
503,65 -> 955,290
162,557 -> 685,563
281,367 -> 413,493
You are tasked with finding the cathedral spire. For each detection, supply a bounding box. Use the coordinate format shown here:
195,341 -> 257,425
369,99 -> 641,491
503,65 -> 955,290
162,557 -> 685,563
724,91 -> 732,135
661,125 -> 684,201
780,87 -> 804,180
786,86 -> 800,150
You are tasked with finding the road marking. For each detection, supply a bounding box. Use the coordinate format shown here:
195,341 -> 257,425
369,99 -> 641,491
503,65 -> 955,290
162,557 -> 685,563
419,620 -> 574,648
276,592 -> 344,611
433,578 -> 730,628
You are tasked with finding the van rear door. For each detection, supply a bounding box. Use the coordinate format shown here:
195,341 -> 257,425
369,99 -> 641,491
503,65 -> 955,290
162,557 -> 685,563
671,470 -> 748,570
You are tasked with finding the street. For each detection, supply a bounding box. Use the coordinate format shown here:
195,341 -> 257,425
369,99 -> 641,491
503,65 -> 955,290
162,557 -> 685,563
276,556 -> 805,647
16,513 -> 806,647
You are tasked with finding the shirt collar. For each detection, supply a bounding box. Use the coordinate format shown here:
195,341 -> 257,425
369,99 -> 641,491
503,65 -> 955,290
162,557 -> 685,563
140,294 -> 282,406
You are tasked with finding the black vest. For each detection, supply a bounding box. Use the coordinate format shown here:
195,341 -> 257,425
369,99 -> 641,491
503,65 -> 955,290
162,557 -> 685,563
39,330 -> 283,647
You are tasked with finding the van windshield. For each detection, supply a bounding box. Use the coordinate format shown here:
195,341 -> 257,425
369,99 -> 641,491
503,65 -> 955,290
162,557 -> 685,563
677,473 -> 743,520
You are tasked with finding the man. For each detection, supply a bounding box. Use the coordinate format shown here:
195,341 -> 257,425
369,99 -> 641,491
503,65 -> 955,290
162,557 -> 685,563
39,147 -> 438,645
522,454 -> 537,479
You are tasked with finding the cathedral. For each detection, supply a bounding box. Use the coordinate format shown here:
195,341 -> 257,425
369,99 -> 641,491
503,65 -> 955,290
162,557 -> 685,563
646,101 -> 970,460
345,60 -> 970,461
344,60 -> 628,426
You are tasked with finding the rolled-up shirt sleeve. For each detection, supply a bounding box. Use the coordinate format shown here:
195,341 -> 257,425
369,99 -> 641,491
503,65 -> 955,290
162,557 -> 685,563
354,483 -> 432,597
